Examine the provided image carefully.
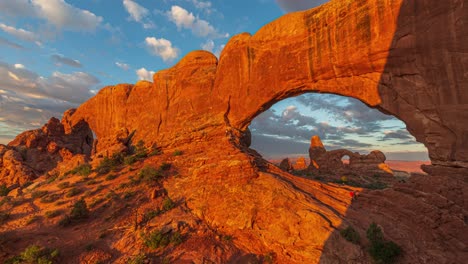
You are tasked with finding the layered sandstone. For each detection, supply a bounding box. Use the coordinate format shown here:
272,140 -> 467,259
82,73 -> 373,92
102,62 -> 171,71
0,0 -> 467,263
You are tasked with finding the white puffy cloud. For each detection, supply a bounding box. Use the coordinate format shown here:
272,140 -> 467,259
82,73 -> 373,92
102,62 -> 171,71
0,0 -> 103,32
136,67 -> 155,81
0,23 -> 38,42
145,37 -> 180,62
275,0 -> 328,12
167,5 -> 227,38
32,0 -> 103,31
123,0 -> 155,29
115,62 -> 130,71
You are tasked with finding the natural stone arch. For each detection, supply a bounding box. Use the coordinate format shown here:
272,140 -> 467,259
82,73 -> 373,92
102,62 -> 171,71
65,0 -> 467,172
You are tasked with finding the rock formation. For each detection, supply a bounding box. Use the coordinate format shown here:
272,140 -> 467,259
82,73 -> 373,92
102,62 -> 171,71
279,158 -> 293,171
1,0 -> 467,263
293,156 -> 308,170
0,110 -> 93,185
308,135 -> 393,176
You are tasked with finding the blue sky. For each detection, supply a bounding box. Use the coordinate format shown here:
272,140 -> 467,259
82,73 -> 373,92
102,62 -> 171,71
0,0 -> 428,160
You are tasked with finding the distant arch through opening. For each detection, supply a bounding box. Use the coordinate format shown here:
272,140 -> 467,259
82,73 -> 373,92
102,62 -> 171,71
247,93 -> 429,175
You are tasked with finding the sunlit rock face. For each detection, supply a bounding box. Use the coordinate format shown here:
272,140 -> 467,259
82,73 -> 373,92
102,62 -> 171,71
1,0 -> 467,263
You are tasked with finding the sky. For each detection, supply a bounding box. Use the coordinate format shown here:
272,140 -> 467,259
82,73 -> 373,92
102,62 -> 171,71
0,0 -> 428,160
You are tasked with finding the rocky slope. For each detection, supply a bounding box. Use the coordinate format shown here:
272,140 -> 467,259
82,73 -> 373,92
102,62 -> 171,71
1,0 -> 467,263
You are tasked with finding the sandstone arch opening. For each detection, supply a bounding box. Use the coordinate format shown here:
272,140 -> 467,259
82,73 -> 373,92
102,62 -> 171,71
248,93 -> 430,178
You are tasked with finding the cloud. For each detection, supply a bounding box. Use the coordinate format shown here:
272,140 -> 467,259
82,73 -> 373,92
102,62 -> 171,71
201,39 -> 215,52
0,23 -> 38,42
167,5 -> 227,38
0,0 -> 103,32
0,0 -> 36,17
122,0 -> 155,29
0,60 -> 100,143
115,62 -> 130,71
136,67 -> 155,81
51,54 -> 82,68
0,60 -> 98,104
32,0 -> 103,31
190,0 -> 215,15
275,0 -> 328,12
381,130 -> 414,141
145,37 -> 180,62
0,37 -> 24,49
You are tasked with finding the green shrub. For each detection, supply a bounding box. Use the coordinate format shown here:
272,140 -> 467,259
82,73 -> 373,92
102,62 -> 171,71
170,231 -> 182,246
31,190 -> 48,199
138,166 -> 162,183
222,235 -> 233,241
65,187 -> 81,198
40,193 -> 60,204
128,253 -> 147,264
70,198 -> 89,219
69,164 -> 92,177
123,191 -> 135,200
160,162 -> 171,171
45,210 -> 61,219
26,215 -> 39,225
340,226 -> 360,244
173,150 -> 183,156
162,197 -> 176,212
57,182 -> 70,189
366,222 -> 402,264
143,209 -> 161,222
134,140 -> 148,159
142,230 -> 170,249
96,153 -> 124,175
5,245 -> 59,264
105,174 -> 118,181
124,155 -> 138,165
0,184 -> 10,196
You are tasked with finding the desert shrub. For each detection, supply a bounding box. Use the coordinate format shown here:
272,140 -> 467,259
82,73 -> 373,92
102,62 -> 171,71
134,140 -> 148,159
22,181 -> 33,188
57,181 -> 70,189
65,187 -> 81,198
5,244 -> 59,264
142,230 -> 170,249
86,179 -> 99,186
160,162 -> 171,171
138,166 -> 162,183
70,198 -> 89,219
340,176 -> 348,183
124,155 -> 138,165
60,199 -> 89,227
46,175 -> 58,184
0,212 -> 10,224
340,226 -> 360,244
89,197 -> 106,208
26,215 -> 39,225
148,147 -> 162,157
263,252 -> 275,264
170,231 -> 183,246
69,164 -> 92,177
222,235 -> 233,242
162,197 -> 176,212
366,222 -> 402,264
96,153 -> 124,175
143,209 -> 161,222
40,193 -> 60,204
173,150 -> 183,156
105,174 -> 118,181
123,191 -> 135,200
0,184 -> 10,196
44,210 -> 61,219
128,253 -> 147,264
31,190 -> 48,199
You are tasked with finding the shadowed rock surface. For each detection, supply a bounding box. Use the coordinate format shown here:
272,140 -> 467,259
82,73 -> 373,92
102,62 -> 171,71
0,0 -> 467,263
